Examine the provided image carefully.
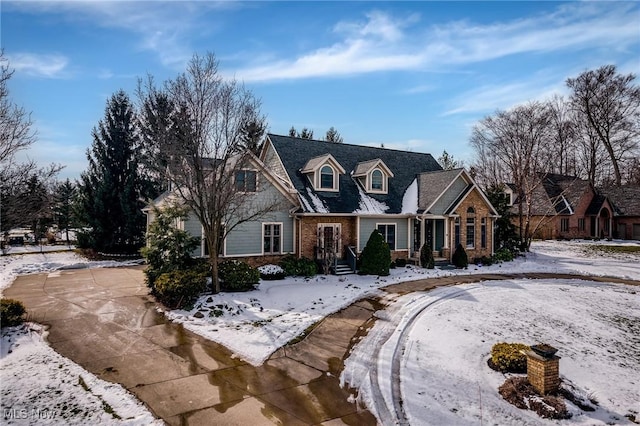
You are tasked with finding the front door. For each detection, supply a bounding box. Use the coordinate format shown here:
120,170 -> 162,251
317,224 -> 342,259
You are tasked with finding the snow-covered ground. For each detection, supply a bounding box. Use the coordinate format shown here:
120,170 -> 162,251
1,239 -> 639,425
1,324 -> 162,425
166,238 -> 640,366
341,279 -> 640,425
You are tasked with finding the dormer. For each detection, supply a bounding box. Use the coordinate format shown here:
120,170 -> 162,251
301,154 -> 345,192
352,159 -> 394,194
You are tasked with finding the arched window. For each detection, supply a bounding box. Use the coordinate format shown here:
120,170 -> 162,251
320,165 -> 334,189
371,169 -> 383,191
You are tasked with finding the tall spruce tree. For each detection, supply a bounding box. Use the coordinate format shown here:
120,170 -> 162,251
78,90 -> 147,253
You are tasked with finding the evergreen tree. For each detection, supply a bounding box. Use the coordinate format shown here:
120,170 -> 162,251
485,184 -> 519,253
438,150 -> 462,170
360,230 -> 391,276
420,243 -> 435,269
324,127 -> 343,143
78,90 -> 147,253
53,179 -> 76,244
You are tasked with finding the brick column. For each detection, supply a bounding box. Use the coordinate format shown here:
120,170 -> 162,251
524,350 -> 560,395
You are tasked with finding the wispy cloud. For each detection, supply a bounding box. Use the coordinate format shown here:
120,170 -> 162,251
443,77 -> 567,116
8,53 -> 69,78
234,2 -> 639,82
8,1 -> 235,70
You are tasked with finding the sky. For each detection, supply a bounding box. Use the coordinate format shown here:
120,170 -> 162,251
2,1 -> 639,180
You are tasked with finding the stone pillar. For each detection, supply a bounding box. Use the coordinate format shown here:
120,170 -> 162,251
524,350 -> 560,395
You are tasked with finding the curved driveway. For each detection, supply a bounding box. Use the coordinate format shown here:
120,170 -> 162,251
4,267 -> 638,425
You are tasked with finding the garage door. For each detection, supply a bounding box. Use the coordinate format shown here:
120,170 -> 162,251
633,224 -> 640,240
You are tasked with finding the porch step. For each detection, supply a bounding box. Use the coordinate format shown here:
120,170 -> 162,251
334,261 -> 355,275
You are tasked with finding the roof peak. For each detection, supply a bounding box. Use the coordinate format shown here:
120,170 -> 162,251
267,133 -> 433,156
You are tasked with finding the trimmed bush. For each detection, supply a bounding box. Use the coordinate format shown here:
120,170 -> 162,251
359,230 -> 391,276
1,298 -> 26,327
258,264 -> 286,280
396,258 -> 407,267
490,342 -> 529,373
154,269 -> 208,309
279,255 -> 317,277
420,243 -> 435,269
219,260 -> 260,292
452,243 -> 468,268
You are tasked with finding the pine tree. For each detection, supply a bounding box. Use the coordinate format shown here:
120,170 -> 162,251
452,243 -> 468,268
78,90 -> 147,253
420,243 -> 435,269
324,127 -> 343,143
53,179 -> 76,244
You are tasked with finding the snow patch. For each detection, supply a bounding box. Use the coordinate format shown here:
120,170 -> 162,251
401,179 -> 418,214
305,187 -> 329,213
353,185 -> 389,214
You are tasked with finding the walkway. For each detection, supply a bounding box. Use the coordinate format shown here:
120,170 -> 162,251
4,268 -> 638,425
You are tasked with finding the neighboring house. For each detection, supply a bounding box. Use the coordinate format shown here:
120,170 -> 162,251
508,173 -> 639,240
598,185 -> 640,240
145,134 -> 499,272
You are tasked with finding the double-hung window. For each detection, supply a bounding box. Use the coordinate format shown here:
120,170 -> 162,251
481,218 -> 486,249
377,224 -> 396,250
466,207 -> 475,249
320,166 -> 334,190
263,224 -> 281,254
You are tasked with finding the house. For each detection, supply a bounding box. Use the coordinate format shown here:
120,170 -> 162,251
508,173 -> 639,240
145,134 -> 499,271
598,185 -> 640,240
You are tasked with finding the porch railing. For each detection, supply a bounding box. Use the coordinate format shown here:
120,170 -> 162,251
346,245 -> 357,273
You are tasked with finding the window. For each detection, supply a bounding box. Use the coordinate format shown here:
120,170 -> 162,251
466,207 -> 475,249
320,165 -> 334,189
578,218 -> 585,231
263,223 -> 281,254
371,169 -> 383,191
481,218 -> 486,249
454,217 -> 460,247
235,170 -> 256,192
560,218 -> 569,232
377,224 -> 396,250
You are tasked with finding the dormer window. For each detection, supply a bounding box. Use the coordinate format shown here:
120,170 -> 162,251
353,159 -> 394,194
320,165 -> 335,189
371,169 -> 383,191
301,154 -> 345,192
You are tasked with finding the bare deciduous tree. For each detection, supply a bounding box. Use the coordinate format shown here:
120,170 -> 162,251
0,50 -> 36,166
142,52 -> 282,293
567,65 -> 640,186
470,101 -> 553,249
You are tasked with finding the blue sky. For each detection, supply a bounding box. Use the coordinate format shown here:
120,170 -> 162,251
3,1 -> 639,180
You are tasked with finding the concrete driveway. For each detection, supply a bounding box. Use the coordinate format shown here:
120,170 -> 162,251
4,266 -> 377,425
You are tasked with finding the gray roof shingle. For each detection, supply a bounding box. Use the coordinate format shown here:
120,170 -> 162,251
266,134 -> 442,214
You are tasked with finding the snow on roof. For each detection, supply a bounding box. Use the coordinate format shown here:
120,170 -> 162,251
305,187 -> 329,213
353,185 -> 389,214
401,179 -> 418,214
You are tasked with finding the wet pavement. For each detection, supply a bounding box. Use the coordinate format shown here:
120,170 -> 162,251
4,266 -> 377,425
4,267 -> 639,425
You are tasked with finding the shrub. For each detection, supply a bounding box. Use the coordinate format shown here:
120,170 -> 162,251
420,243 -> 434,269
474,256 -> 494,266
493,248 -> 515,263
219,260 -> 260,292
279,255 -> 317,277
154,269 -> 208,309
452,243 -> 468,268
359,230 -> 391,276
395,258 -> 407,267
490,342 -> 529,373
1,299 -> 26,327
258,264 -> 286,280
141,205 -> 200,289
